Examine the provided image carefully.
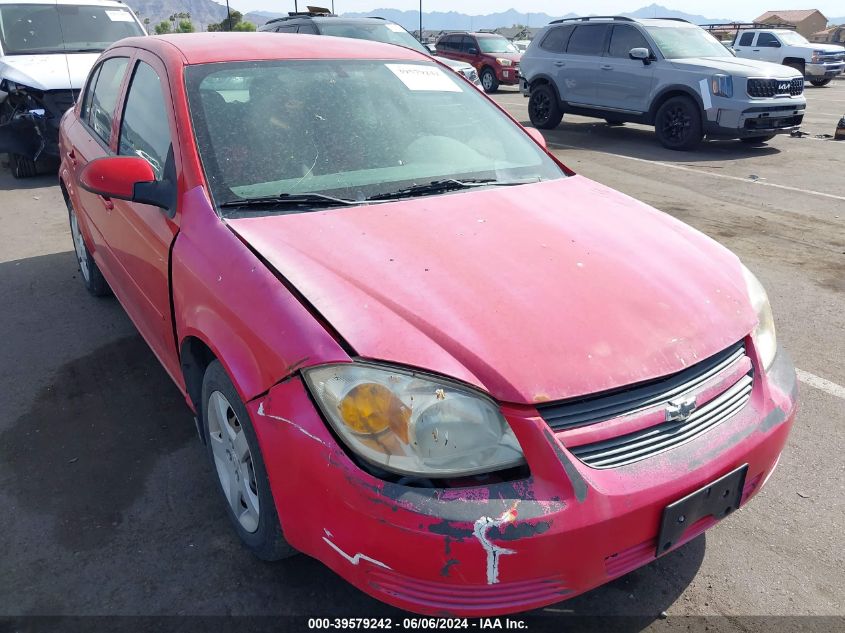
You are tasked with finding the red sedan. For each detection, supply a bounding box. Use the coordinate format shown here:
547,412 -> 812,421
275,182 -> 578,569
59,33 -> 797,616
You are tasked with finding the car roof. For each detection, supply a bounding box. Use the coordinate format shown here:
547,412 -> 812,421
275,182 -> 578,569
115,32 -> 428,65
636,19 -> 697,28
0,0 -> 131,5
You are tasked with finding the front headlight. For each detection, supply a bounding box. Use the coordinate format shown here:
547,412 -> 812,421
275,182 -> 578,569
304,363 -> 525,478
742,266 -> 777,370
811,51 -> 823,63
496,57 -> 513,67
710,74 -> 733,98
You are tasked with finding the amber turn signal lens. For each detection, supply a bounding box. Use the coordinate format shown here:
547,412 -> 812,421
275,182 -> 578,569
338,383 -> 411,442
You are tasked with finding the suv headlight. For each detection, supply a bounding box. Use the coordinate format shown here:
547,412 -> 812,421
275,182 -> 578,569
742,266 -> 777,370
304,363 -> 525,478
496,57 -> 513,67
811,50 -> 823,63
710,74 -> 733,98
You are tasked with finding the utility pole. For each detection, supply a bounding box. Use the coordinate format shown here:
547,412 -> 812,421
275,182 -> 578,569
419,0 -> 423,42
225,0 -> 231,29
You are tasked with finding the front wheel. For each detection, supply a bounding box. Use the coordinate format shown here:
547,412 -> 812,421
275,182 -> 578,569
654,96 -> 703,151
528,84 -> 563,129
66,197 -> 111,297
9,153 -> 38,178
480,67 -> 499,93
201,360 -> 296,561
740,134 -> 776,145
809,78 -> 831,87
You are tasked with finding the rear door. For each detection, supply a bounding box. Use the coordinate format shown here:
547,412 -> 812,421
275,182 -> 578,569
595,24 -> 655,112
105,51 -> 182,381
754,32 -> 784,63
560,23 -> 611,106
65,54 -> 131,273
531,25 -> 574,97
732,30 -> 757,58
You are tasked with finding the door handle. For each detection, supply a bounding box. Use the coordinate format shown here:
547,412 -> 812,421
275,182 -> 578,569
66,149 -> 77,166
100,196 -> 114,211
752,48 -> 760,52
554,61 -> 565,67
601,64 -> 613,70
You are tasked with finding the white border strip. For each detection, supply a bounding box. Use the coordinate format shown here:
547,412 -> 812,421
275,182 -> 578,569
796,369 -> 845,400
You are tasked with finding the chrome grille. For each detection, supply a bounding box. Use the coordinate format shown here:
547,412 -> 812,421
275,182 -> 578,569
537,342 -> 745,432
747,78 -> 803,98
570,372 -> 753,469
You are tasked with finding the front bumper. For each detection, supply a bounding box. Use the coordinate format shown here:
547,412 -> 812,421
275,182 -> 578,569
704,99 -> 806,138
497,66 -> 520,86
806,62 -> 845,78
250,347 -> 797,616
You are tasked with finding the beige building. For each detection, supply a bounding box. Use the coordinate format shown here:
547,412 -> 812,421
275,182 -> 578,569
810,24 -> 845,44
754,9 -> 829,37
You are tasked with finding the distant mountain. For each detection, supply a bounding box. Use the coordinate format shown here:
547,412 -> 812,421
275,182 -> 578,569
129,3 -> 737,32
126,0 -> 228,29
828,17 -> 845,25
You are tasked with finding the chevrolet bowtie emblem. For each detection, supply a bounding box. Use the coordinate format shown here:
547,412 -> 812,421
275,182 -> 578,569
665,397 -> 697,422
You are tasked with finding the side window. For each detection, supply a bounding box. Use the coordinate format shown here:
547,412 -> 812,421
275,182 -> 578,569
608,25 -> 650,58
566,24 -> 610,56
757,32 -> 780,47
298,21 -> 318,34
118,62 -> 172,181
87,57 -> 129,145
437,36 -> 451,50
79,64 -> 102,123
274,24 -> 298,33
461,35 -> 476,53
540,26 -> 574,53
738,32 -> 755,46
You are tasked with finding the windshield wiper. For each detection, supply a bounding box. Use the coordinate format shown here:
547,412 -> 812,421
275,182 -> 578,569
219,192 -> 359,211
365,178 -> 536,201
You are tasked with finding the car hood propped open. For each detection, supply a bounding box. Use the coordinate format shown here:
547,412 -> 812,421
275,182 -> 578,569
228,176 -> 757,405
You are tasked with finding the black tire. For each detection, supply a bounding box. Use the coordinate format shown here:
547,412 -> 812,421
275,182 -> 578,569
65,195 -> 111,297
809,78 -> 831,87
782,60 -> 805,76
740,135 -> 776,145
10,153 -> 39,178
201,360 -> 296,561
480,67 -> 499,93
528,83 -> 563,130
605,118 -> 625,126
654,95 -> 703,151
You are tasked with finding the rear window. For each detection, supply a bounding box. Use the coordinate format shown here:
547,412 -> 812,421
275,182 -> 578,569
540,26 -> 573,53
566,24 -> 610,56
0,3 -> 143,55
738,32 -> 755,46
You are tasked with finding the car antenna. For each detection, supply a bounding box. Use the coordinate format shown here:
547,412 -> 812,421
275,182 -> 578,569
53,0 -> 77,101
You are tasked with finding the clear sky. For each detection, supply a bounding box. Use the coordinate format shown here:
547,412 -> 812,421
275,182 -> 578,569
251,1 -> 844,20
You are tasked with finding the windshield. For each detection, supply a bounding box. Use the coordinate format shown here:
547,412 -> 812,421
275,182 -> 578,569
777,31 -> 810,45
186,60 -> 563,210
0,4 -> 143,55
477,37 -> 519,54
319,22 -> 430,56
646,26 -> 732,59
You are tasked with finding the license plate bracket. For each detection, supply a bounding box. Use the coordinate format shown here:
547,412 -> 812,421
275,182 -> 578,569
656,464 -> 747,557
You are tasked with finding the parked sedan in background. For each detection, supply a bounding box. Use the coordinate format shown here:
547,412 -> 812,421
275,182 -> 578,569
436,32 -> 522,92
59,32 -> 796,616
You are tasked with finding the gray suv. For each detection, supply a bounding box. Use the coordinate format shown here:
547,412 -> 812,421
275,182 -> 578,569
519,17 -> 807,150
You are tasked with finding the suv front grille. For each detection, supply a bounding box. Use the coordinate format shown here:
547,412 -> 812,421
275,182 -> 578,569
747,78 -> 803,98
569,372 -> 753,469
537,342 -> 746,432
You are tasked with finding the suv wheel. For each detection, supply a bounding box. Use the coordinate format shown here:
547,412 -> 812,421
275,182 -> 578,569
528,84 -> 563,130
654,96 -> 703,151
782,60 -> 805,76
809,78 -> 831,87
480,67 -> 499,93
10,153 -> 39,178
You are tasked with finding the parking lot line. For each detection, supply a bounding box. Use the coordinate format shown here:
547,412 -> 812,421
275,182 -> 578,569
547,142 -> 845,202
795,369 -> 845,400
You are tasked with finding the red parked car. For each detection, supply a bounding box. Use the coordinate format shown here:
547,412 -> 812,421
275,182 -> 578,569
435,32 -> 522,92
59,33 -> 797,616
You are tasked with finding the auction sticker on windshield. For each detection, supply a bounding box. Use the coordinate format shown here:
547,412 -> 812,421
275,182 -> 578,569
386,64 -> 461,92
105,9 -> 135,21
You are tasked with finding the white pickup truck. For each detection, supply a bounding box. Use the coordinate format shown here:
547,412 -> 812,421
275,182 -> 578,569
730,28 -> 845,86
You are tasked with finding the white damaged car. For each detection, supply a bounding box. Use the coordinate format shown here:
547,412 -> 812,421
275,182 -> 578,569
0,0 -> 144,177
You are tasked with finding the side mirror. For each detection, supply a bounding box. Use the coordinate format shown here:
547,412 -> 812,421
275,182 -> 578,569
79,156 -> 171,209
629,47 -> 652,64
524,126 -> 547,149
468,47 -> 478,55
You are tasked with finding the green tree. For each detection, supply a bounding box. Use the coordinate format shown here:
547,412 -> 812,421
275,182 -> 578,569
154,20 -> 172,34
207,10 -> 252,32
232,20 -> 256,31
177,18 -> 195,32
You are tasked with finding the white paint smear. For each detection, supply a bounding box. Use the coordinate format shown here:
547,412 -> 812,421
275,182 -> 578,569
256,402 -> 329,446
473,507 -> 518,584
386,64 -> 461,92
322,535 -> 391,569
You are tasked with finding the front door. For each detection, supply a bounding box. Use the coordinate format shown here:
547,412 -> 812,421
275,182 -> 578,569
595,24 -> 656,112
105,52 -> 182,382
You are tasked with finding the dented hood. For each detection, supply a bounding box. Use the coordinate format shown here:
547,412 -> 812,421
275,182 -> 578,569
0,53 -> 99,91
227,176 -> 756,405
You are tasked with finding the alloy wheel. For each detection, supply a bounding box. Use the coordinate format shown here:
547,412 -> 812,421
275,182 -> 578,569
661,105 -> 692,143
531,91 -> 551,125
207,390 -> 261,533
69,207 -> 91,283
482,71 -> 494,91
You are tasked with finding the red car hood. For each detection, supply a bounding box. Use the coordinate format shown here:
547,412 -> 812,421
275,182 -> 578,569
227,176 -> 756,405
